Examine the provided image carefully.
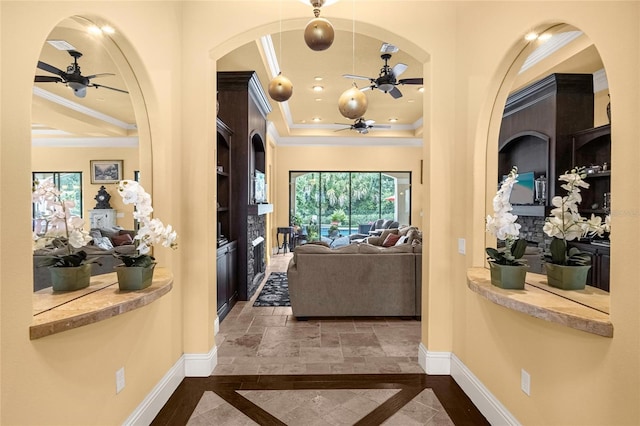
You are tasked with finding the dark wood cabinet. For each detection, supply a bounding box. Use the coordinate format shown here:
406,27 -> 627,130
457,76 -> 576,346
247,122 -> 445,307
567,241 -> 610,292
572,124 -> 611,215
217,118 -> 233,245
499,74 -> 594,216
216,240 -> 237,321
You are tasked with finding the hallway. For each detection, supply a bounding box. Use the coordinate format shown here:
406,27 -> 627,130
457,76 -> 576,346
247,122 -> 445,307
152,252 -> 486,425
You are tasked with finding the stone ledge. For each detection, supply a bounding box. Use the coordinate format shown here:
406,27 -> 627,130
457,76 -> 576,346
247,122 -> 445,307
467,267 -> 612,337
31,267 -> 173,340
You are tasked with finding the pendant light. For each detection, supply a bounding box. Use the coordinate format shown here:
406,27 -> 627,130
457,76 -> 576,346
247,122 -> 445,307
268,0 -> 293,102
338,0 -> 367,119
304,0 -> 335,51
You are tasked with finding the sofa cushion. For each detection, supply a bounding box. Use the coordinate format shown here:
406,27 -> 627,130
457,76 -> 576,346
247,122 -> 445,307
382,233 -> 402,247
381,244 -> 414,253
330,235 -> 350,249
93,236 -> 114,250
395,235 -> 409,245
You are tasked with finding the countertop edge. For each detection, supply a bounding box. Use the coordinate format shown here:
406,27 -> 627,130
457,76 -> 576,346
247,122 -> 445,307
467,267 -> 613,338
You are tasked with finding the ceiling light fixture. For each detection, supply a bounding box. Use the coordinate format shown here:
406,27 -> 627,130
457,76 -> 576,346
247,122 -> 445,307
312,85 -> 324,92
418,87 -> 425,93
88,25 -> 102,35
312,117 -> 322,122
389,118 -> 398,123
524,31 -> 538,41
268,0 -> 293,102
538,32 -> 552,41
47,40 -> 76,50
304,0 -> 335,51
101,25 -> 115,34
338,0 -> 368,120
314,76 -> 323,81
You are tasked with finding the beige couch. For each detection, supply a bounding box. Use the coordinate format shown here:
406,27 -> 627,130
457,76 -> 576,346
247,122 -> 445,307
287,242 -> 422,318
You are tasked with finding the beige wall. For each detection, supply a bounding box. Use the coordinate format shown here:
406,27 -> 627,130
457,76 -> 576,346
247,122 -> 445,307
1,1 -> 638,425
32,146 -> 139,228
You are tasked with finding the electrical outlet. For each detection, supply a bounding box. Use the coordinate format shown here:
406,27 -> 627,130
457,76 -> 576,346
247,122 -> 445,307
521,369 -> 531,396
116,367 -> 125,394
458,238 -> 466,255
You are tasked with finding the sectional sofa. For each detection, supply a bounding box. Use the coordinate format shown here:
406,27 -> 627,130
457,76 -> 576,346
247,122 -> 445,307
287,240 -> 422,318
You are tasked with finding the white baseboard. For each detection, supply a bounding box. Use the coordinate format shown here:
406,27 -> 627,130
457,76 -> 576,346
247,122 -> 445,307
214,317 -> 220,336
125,344 -> 219,424
450,353 -> 520,426
123,356 -> 185,426
184,344 -> 218,377
418,343 -> 451,374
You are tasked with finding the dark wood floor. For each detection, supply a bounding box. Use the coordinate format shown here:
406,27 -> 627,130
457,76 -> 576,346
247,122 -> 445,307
152,373 -> 488,426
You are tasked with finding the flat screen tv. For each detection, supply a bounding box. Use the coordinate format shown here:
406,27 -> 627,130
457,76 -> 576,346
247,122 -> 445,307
507,171 -> 535,205
254,170 -> 266,203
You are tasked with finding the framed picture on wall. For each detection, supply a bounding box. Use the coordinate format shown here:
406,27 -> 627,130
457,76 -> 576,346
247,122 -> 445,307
90,160 -> 123,184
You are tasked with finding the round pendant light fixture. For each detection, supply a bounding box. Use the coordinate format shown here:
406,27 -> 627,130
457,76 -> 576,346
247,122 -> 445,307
338,85 -> 368,119
304,0 -> 335,51
268,72 -> 294,102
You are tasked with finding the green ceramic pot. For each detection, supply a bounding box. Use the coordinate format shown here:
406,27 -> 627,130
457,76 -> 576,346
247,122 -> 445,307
488,262 -> 527,290
50,264 -> 91,292
116,264 -> 155,291
545,263 -> 591,290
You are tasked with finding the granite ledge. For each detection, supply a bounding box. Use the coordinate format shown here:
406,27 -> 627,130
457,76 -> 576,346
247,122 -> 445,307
30,267 -> 173,340
467,267 -> 613,338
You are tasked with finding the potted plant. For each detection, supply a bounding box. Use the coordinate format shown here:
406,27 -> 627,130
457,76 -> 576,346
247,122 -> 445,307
115,180 -> 178,290
32,178 -> 96,291
485,166 -> 528,289
542,167 -> 608,290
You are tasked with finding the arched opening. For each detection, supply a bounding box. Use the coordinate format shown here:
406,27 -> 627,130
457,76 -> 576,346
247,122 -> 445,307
31,16 -> 152,300
485,23 -> 611,298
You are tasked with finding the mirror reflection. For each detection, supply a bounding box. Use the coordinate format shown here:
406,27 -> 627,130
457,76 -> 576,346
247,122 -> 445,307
497,25 -> 611,297
31,17 -> 140,295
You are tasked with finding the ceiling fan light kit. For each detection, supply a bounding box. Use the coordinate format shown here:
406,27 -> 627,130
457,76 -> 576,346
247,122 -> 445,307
304,0 -> 335,51
268,72 -> 294,102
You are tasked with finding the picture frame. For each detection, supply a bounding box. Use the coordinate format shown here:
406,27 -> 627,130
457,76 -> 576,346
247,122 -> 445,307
90,160 -> 123,184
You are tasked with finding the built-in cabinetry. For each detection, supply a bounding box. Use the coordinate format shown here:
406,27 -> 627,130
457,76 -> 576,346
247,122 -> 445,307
499,73 -> 594,216
216,240 -> 237,320
216,118 -> 237,320
567,241 -> 610,292
217,71 -> 272,301
572,124 -> 611,215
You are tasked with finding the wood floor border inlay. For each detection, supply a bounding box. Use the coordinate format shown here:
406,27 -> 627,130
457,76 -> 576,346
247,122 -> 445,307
152,374 -> 488,426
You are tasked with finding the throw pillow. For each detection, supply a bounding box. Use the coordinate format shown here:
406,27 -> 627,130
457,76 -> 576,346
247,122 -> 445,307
89,229 -> 103,239
382,233 -> 402,247
93,236 -> 114,250
111,233 -> 133,246
395,235 -> 409,246
306,240 -> 330,248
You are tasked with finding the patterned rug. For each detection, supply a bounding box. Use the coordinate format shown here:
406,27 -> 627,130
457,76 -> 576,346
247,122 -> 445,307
253,272 -> 290,307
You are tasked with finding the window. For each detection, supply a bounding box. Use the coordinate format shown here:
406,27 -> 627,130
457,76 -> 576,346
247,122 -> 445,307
33,172 -> 83,218
290,171 -> 411,241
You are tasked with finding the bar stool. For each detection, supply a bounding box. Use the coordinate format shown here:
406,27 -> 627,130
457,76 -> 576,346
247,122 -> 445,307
277,227 -> 293,254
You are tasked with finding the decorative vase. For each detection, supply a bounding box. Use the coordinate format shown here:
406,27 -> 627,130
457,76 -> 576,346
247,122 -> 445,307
545,263 -> 591,290
50,264 -> 92,292
488,262 -> 527,290
116,264 -> 155,291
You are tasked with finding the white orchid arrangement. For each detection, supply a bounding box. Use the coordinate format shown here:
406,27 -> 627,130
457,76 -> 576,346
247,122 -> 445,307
485,166 -> 528,265
116,180 -> 178,267
543,167 -> 610,265
32,178 -> 94,267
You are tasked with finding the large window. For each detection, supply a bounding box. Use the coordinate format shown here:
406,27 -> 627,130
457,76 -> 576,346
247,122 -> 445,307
290,171 -> 411,240
33,172 -> 83,218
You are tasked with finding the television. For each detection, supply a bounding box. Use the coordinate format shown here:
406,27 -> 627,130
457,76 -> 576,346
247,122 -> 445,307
254,170 -> 267,203
508,171 -> 535,205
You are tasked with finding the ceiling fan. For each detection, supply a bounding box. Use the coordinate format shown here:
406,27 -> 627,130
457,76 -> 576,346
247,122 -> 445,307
34,50 -> 129,98
343,52 -> 423,99
335,117 -> 391,134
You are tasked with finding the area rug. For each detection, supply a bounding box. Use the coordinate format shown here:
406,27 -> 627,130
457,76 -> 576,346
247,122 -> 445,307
253,272 -> 290,307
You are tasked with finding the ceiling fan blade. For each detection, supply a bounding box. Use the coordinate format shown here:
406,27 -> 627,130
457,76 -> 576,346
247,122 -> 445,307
360,86 -> 373,92
392,63 -> 408,78
34,75 -> 63,83
90,83 -> 129,94
364,120 -> 375,126
398,78 -> 424,85
37,61 -> 66,78
360,128 -> 369,134
85,73 -> 115,79
389,87 -> 403,99
343,74 -> 373,81
334,127 -> 350,132
371,124 -> 392,129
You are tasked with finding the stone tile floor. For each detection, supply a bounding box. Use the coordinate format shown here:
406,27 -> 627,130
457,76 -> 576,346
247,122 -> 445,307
213,252 -> 423,376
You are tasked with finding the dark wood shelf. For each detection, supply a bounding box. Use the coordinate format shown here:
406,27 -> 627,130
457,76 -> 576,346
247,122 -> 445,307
585,171 -> 611,178
580,209 -> 609,215
217,171 -> 229,177
217,207 -> 229,212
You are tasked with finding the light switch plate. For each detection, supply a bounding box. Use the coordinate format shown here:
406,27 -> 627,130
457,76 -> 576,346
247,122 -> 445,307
458,238 -> 466,255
